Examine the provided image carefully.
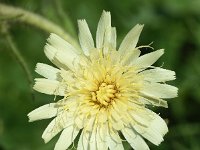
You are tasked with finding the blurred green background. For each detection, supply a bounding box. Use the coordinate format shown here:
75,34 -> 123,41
0,0 -> 200,150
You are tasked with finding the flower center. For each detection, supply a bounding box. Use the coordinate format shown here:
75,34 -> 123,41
91,82 -> 118,106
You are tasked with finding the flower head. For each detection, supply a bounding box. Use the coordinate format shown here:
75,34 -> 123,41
28,11 -> 178,150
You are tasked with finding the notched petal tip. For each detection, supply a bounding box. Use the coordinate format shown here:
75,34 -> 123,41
35,63 -> 43,73
77,19 -> 86,23
42,137 -> 49,144
35,63 -> 60,80
164,103 -> 168,108
102,10 -> 111,15
78,18 -> 94,56
47,33 -> 59,42
136,23 -> 144,28
159,48 -> 165,54
44,44 -> 56,61
119,23 -> 145,53
174,87 -> 178,97
27,113 -> 34,122
33,82 -> 38,91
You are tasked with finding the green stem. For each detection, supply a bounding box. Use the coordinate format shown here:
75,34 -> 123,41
0,3 -> 79,49
2,24 -> 35,101
54,0 -> 77,37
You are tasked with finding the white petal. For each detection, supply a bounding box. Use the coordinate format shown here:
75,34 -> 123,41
75,115 -> 85,129
44,44 -> 65,69
106,124 -> 124,150
110,27 -> 117,49
35,63 -> 60,80
102,26 -> 117,54
44,43 -> 79,71
33,78 -> 66,96
133,111 -> 168,146
150,112 -> 168,136
106,134 -> 124,150
84,115 -> 96,131
119,24 -> 144,52
78,19 -> 94,56
47,33 -> 80,54
96,11 -> 111,49
134,125 -> 163,146
140,67 -> 176,82
42,112 -> 73,143
27,103 -> 57,122
59,69 -> 76,85
89,127 -> 97,150
96,125 -> 108,150
121,127 -> 150,150
121,49 -> 141,65
103,26 -> 112,54
45,33 -> 81,70
129,109 -> 151,127
77,130 -> 90,150
54,125 -> 79,150
141,82 -> 178,99
110,107 -> 124,130
133,49 -> 164,69
139,96 -> 168,108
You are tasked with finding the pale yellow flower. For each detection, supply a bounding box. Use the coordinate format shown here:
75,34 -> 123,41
28,11 -> 178,150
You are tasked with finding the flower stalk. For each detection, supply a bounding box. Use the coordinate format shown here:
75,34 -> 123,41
0,3 -> 79,48
1,23 -> 34,100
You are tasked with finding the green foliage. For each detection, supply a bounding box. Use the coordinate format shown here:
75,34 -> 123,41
0,0 -> 200,149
